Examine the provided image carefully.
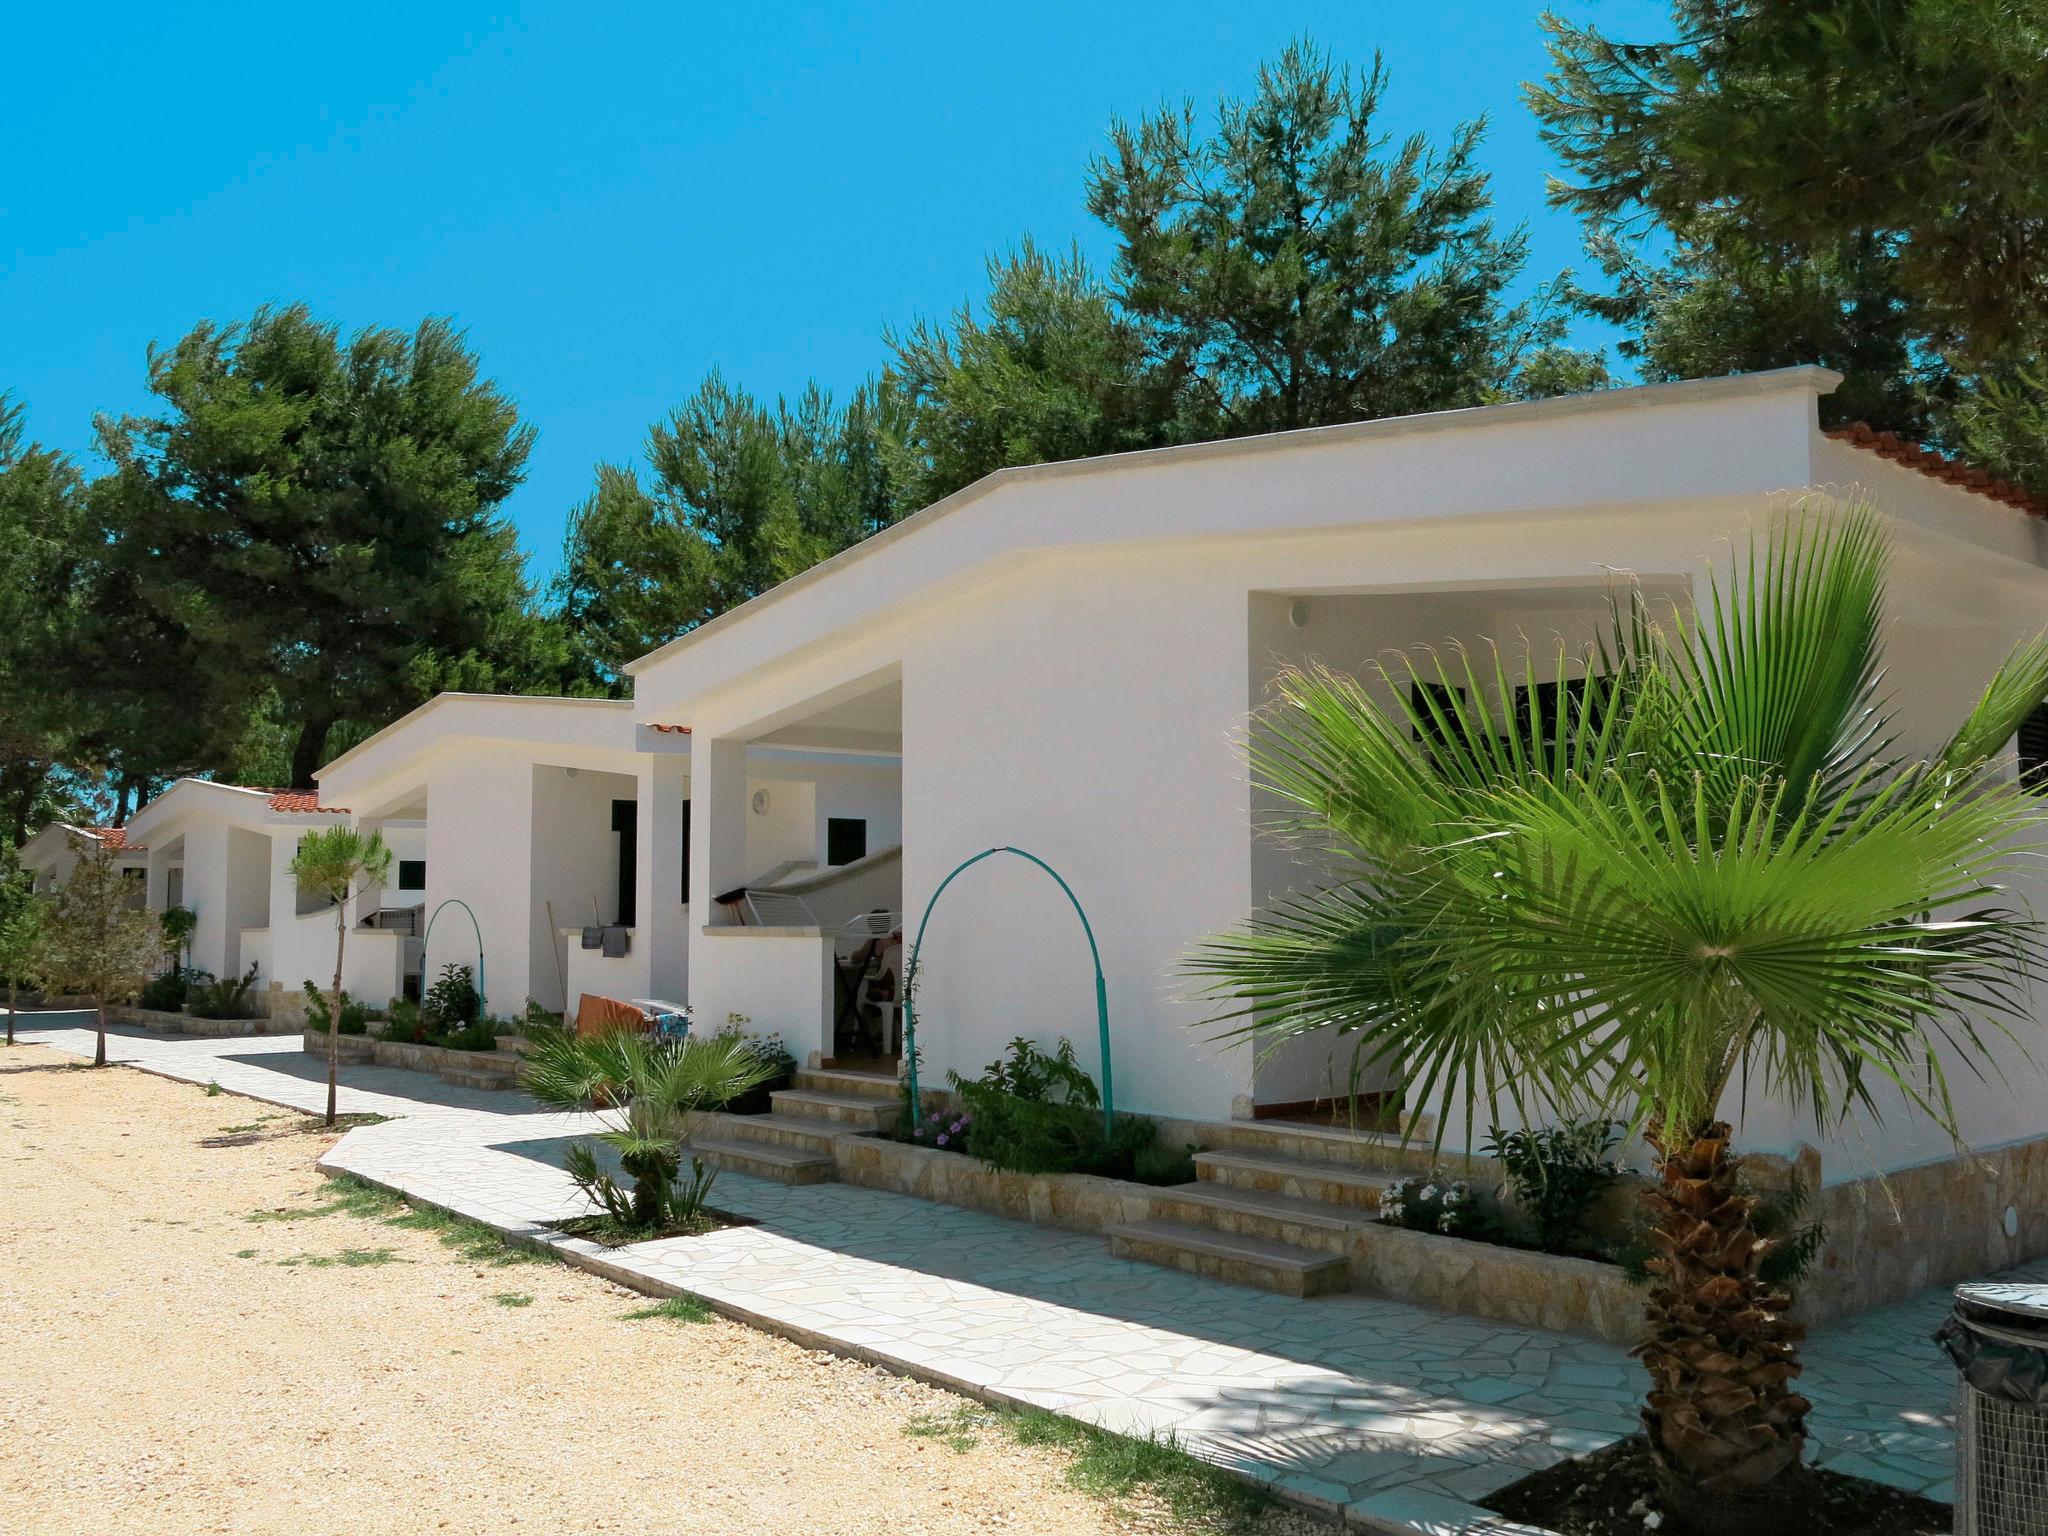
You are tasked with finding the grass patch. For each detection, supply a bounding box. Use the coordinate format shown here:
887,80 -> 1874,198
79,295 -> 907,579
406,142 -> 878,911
205,1081 -> 224,1096
233,1247 -> 258,1259
620,1295 -> 714,1325
901,1404 -> 1268,1533
385,1202 -> 551,1267
248,1176 -> 551,1268
491,1292 -> 535,1308
277,1246 -> 408,1269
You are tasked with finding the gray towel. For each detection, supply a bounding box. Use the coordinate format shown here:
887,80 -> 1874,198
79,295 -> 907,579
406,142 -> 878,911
600,926 -> 630,959
580,926 -> 602,950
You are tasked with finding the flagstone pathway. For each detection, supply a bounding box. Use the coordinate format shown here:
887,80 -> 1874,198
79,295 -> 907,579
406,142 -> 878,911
18,1013 -> 2020,1534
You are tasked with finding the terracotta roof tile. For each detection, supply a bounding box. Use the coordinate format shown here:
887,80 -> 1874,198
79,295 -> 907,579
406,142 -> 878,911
265,790 -> 350,814
649,723 -> 692,734
1826,423 -> 2043,517
91,825 -> 144,852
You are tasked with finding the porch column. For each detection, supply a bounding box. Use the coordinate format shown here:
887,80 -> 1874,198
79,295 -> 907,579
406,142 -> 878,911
636,751 -> 690,1002
692,737 -> 749,931
144,845 -> 174,912
182,824 -> 232,979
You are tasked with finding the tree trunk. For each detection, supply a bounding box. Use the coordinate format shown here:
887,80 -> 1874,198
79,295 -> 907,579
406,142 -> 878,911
93,994 -> 106,1067
292,714 -> 336,792
326,906 -> 347,1126
6,976 -> 16,1046
1637,1121 -> 1809,1533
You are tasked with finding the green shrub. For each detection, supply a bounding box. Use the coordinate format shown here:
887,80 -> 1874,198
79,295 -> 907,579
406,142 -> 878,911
376,998 -> 424,1043
1131,1141 -> 1198,1186
422,963 -> 481,1031
187,965 -> 262,1020
1485,1118 -> 1623,1257
302,980 -> 377,1035
139,969 -> 189,1012
711,1015 -> 795,1114
517,999 -> 570,1043
434,1017 -> 501,1053
946,1036 -> 1161,1178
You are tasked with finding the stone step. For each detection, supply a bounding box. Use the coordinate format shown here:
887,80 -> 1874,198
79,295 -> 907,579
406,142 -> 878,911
770,1088 -> 896,1129
791,1067 -> 902,1103
690,1135 -> 836,1185
1195,1149 -> 1398,1212
1200,1116 -> 1441,1174
1144,1182 -> 1367,1257
1103,1219 -> 1349,1298
438,1064 -> 518,1091
704,1112 -> 847,1156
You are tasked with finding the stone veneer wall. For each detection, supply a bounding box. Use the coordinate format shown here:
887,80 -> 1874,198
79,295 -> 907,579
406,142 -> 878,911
829,1134 -> 1645,1345
1795,1133 -> 2048,1324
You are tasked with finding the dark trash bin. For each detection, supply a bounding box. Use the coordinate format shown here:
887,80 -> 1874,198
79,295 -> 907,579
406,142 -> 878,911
1935,1282 -> 2048,1536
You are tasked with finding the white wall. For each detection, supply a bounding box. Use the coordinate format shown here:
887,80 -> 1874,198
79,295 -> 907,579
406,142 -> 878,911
223,827 -> 271,977
744,778 -> 817,874
693,929 -> 835,1061
528,764 -> 637,1013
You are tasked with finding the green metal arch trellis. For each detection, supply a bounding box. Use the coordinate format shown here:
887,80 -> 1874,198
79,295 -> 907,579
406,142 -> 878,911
902,847 -> 1113,1133
418,899 -> 486,1007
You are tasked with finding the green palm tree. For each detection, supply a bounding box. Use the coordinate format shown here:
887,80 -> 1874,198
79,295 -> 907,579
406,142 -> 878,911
289,827 -> 393,1126
522,1029 -> 777,1233
1187,506 -> 2048,1524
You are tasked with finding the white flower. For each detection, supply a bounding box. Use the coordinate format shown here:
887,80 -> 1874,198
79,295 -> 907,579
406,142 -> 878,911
1419,1184 -> 1440,1202
1643,1513 -> 1663,1530
1438,1212 -> 1459,1233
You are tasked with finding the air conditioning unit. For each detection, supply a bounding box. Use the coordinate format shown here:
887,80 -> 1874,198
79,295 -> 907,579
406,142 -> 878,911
1937,1282 -> 2048,1536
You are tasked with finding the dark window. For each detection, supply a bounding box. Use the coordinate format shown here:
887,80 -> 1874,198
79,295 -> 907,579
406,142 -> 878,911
1514,677 -> 1607,746
611,799 -> 638,927
827,817 -> 867,866
2020,703 -> 2048,791
680,799 -> 692,904
397,860 -> 426,891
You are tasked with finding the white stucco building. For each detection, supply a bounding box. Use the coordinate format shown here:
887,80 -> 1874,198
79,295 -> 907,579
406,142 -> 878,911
18,363 -> 2048,1314
620,366 -> 2048,1185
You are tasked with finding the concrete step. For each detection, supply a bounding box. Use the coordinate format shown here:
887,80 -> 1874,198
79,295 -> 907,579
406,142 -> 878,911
691,1135 -> 836,1185
1144,1182 -> 1367,1257
704,1112 -> 846,1156
1104,1219 -> 1349,1298
791,1067 -> 902,1103
770,1088 -> 896,1129
1195,1149 -> 1398,1213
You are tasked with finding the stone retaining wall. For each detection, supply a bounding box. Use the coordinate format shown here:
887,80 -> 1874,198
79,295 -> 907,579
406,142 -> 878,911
112,1006 -> 293,1038
827,1133 -> 1643,1345
299,1028 -> 521,1078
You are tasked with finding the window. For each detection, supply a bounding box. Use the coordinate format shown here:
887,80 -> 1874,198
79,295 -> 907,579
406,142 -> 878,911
611,799 -> 638,928
2020,703 -> 2048,792
680,799 -> 692,904
397,860 -> 426,892
827,817 -> 867,866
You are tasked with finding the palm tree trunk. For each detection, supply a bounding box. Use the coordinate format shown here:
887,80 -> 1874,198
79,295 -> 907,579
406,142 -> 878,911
1637,1120 -> 1809,1529
326,909 -> 346,1127
93,994 -> 106,1067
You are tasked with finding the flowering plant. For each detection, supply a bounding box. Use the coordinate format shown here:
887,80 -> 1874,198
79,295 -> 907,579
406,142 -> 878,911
912,1107 -> 973,1153
1377,1172 -> 1489,1237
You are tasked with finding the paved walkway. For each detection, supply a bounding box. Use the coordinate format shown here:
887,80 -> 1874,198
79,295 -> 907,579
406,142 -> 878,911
15,1014 -> 2017,1533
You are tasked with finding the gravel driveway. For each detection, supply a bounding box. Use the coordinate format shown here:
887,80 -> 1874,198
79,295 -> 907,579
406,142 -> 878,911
0,1043 -> 1314,1536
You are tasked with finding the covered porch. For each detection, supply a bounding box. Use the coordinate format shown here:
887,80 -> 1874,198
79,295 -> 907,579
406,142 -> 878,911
685,669 -> 907,1069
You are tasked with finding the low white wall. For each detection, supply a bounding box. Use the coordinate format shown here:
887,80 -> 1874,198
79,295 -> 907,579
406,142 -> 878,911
562,931 -> 654,1020
692,928 -> 834,1062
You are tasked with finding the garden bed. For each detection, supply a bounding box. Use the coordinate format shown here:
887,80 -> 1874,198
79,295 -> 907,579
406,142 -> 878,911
835,1134 -> 1159,1234
1349,1220 -> 1645,1346
554,1208 -> 755,1246
1483,1434 -> 1948,1536
115,1005 -> 290,1037
300,1028 -> 522,1077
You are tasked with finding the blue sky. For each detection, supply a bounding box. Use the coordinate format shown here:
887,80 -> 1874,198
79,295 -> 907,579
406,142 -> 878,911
3,1 -> 1670,582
